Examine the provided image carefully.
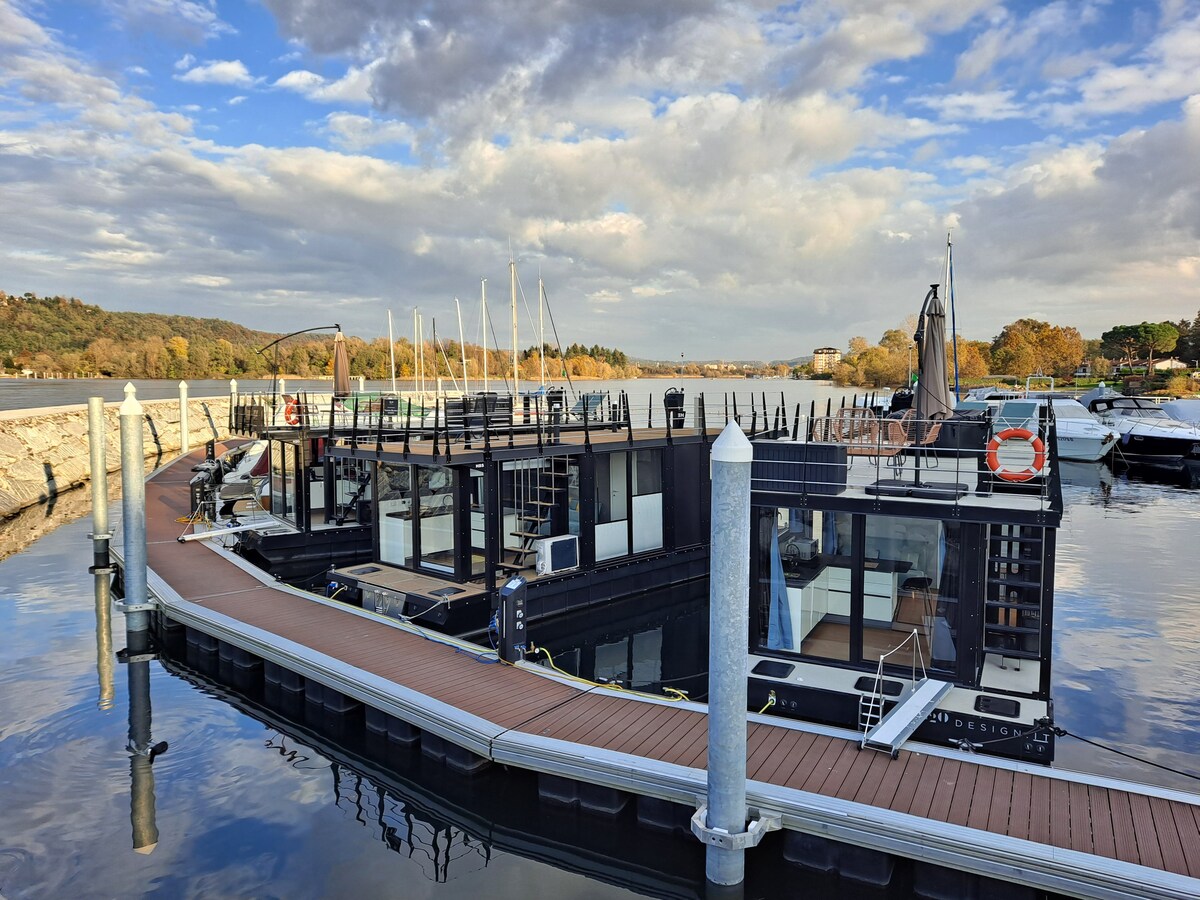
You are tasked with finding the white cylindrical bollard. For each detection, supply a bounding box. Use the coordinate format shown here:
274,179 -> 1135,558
178,380 -> 189,454
358,375 -> 366,392
119,383 -> 149,632
705,422 -> 753,885
229,379 -> 238,431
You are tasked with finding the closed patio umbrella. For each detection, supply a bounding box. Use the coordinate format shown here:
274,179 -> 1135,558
913,284 -> 954,427
333,328 -> 351,398
911,284 -> 965,497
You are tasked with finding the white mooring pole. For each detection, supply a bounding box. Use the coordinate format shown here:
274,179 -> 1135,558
693,422 -> 778,886
87,397 -> 111,573
178,380 -> 189,454
119,383 -> 150,634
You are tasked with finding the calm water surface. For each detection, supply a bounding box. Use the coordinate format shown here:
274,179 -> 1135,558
0,380 -> 1197,898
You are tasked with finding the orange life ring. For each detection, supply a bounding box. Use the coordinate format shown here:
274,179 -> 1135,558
284,400 -> 299,425
986,427 -> 1046,482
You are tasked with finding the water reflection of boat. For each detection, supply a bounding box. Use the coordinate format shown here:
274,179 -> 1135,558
1057,459 -> 1115,491
155,649 -> 708,898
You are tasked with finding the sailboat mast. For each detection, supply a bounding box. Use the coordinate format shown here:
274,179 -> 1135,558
481,278 -> 488,393
387,310 -> 396,394
455,297 -> 468,394
510,254 -> 519,397
945,231 -> 960,399
414,308 -> 425,401
538,275 -> 546,388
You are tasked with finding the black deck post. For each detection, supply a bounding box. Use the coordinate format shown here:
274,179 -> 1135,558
402,400 -> 411,456
375,399 -> 384,457
792,403 -> 801,441
484,458 -> 500,602
432,397 -> 441,456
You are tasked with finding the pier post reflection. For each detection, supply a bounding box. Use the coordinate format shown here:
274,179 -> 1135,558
93,572 -> 114,711
125,625 -> 162,855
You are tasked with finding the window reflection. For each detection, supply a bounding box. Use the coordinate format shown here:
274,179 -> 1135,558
761,510 -> 961,672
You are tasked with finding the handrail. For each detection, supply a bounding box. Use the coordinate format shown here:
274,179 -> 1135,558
861,628 -> 927,747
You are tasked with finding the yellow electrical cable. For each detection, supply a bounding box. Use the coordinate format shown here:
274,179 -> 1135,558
528,643 -> 688,701
757,691 -> 777,715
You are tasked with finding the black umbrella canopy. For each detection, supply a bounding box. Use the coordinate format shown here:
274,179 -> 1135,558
914,285 -> 955,424
333,329 -> 351,397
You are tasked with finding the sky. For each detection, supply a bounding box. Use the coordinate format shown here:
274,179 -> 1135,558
1,0 -> 1198,361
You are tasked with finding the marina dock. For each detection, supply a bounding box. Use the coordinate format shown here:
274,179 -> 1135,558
115,446 -> 1200,900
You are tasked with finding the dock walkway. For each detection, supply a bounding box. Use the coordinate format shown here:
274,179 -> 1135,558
117,448 -> 1200,900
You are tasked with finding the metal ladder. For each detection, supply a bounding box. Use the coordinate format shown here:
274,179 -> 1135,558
860,629 -> 951,758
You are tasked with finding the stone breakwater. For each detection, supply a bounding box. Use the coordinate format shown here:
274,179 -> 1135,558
0,397 -> 232,520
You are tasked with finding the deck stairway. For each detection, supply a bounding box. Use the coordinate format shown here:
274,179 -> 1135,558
508,455 -> 569,571
984,525 -> 1045,669
861,677 -> 953,757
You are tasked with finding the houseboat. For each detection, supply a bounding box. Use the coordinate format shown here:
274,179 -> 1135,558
745,402 -> 1063,763
199,390 -> 387,585
315,387 -> 773,641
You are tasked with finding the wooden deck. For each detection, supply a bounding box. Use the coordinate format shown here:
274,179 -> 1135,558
121,448 -> 1200,898
330,422 -> 724,464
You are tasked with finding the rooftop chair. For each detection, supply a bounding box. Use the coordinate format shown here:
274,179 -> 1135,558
568,391 -> 608,422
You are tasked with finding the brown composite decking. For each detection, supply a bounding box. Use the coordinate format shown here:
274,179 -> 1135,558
139,447 -> 1200,882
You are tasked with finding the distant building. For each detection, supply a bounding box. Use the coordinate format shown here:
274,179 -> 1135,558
812,347 -> 841,374
1149,357 -> 1188,372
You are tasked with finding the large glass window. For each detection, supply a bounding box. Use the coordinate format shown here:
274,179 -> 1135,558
760,508 -> 962,673
632,449 -> 663,553
763,508 -> 852,661
269,441 -> 297,524
862,516 -> 960,672
469,467 -> 487,577
418,465 -> 456,574
377,463 -> 414,568
595,452 -> 629,560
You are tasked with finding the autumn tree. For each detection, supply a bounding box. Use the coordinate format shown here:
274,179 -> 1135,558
165,336 -> 189,378
954,340 -> 991,379
990,319 -> 1083,378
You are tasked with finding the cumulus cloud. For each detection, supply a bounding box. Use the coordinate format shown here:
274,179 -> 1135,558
176,59 -> 257,87
273,64 -> 374,104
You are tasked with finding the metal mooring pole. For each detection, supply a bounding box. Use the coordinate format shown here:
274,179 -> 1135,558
178,380 -> 189,454
87,397 -> 112,573
119,383 -> 151,634
88,396 -> 116,712
692,422 -> 778,885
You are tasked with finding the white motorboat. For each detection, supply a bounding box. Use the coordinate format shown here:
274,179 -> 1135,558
1080,386 -> 1200,473
958,394 -> 1117,462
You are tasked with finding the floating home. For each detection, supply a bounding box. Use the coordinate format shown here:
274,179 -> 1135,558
747,406 -> 1063,763
319,388 -> 732,639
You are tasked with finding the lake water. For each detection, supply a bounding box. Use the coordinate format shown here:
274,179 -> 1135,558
0,380 -> 1197,898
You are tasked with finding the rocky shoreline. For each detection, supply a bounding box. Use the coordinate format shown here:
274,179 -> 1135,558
0,397 -> 232,520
